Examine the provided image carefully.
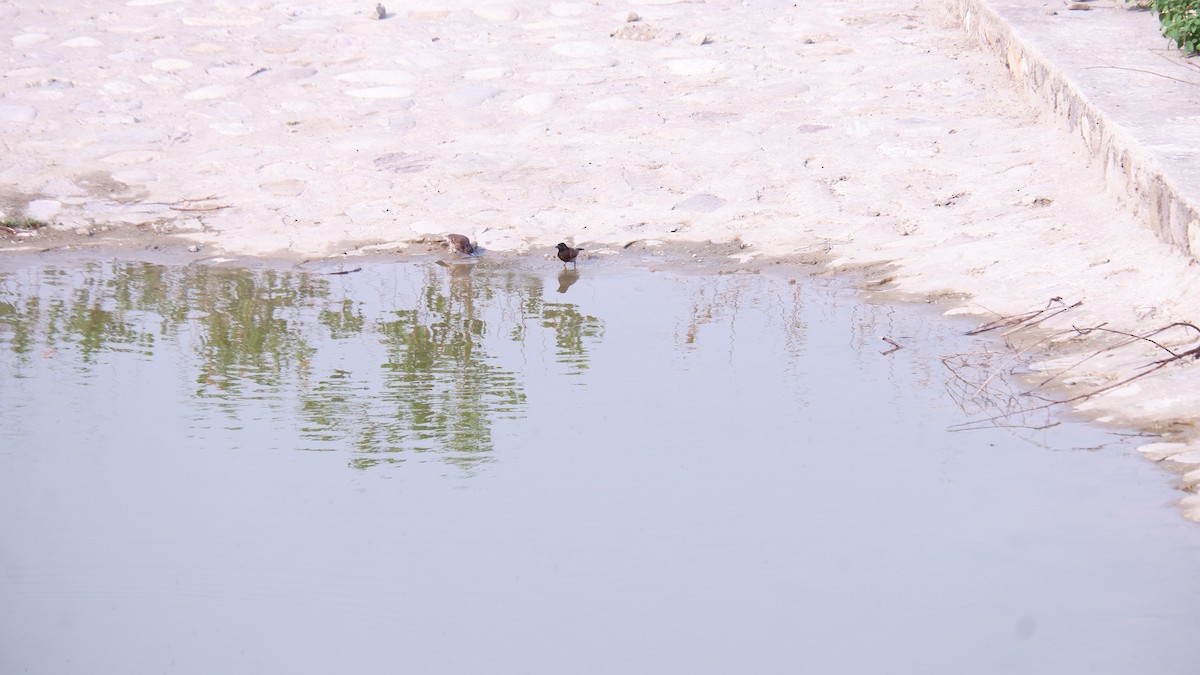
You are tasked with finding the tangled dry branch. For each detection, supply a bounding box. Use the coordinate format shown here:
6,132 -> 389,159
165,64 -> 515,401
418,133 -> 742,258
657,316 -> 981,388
944,299 -> 1200,432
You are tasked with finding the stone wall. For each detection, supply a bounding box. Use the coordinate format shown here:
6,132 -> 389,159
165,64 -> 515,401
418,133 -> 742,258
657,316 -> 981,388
944,0 -> 1200,258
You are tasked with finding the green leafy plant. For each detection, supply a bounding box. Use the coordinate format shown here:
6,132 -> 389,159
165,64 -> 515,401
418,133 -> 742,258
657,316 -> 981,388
1141,0 -> 1200,54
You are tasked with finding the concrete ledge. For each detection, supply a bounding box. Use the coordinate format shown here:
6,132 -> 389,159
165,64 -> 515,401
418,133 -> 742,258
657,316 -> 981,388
945,0 -> 1200,258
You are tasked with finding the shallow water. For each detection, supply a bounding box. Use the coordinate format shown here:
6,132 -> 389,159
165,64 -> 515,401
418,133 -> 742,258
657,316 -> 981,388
1,254 -> 1199,675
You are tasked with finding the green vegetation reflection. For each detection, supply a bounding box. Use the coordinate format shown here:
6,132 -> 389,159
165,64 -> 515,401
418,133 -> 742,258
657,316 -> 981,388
0,260 -> 604,469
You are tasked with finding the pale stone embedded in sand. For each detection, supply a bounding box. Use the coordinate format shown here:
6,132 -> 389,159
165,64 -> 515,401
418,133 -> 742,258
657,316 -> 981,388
585,96 -> 636,111
183,16 -> 264,27
1137,442 -> 1190,460
550,2 -> 590,17
184,85 -> 235,101
258,162 -> 303,180
446,85 -> 502,107
102,82 -> 138,96
1183,495 -> 1200,523
11,33 -> 49,48
260,42 -> 301,54
61,37 -> 104,48
346,87 -> 414,99
0,105 -> 37,123
25,200 -> 62,221
96,124 -> 170,144
1167,450 -> 1200,465
336,70 -> 415,85
552,41 -> 612,58
514,92 -> 559,115
843,120 -> 875,138
211,123 -> 252,136
665,59 -> 726,75
878,143 -> 940,158
463,67 -> 508,80
689,33 -> 712,46
188,42 -> 227,55
152,58 -> 194,72
474,4 -> 520,21
626,11 -> 640,22
261,180 -> 308,197
672,194 -> 726,212
100,150 -> 161,165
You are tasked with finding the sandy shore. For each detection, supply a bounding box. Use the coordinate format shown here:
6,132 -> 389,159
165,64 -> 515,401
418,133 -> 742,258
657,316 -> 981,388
4,0 -> 1200,514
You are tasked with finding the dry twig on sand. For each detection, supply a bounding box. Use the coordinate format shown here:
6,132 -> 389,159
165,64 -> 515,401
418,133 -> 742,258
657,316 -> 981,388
141,195 -> 231,212
943,299 -> 1200,432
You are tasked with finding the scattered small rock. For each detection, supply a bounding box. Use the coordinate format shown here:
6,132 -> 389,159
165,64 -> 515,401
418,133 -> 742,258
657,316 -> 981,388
372,3 -> 386,19
934,192 -> 967,207
1019,195 -> 1054,207
612,24 -> 656,41
626,11 -> 640,22
689,32 -> 712,46
187,244 -> 202,253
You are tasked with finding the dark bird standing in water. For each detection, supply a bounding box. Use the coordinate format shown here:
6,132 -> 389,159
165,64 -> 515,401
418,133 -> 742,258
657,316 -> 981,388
555,242 -> 583,267
446,233 -> 475,255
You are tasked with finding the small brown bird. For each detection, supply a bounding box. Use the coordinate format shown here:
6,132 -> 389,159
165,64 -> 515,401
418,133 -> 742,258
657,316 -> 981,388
446,233 -> 475,255
555,242 -> 583,267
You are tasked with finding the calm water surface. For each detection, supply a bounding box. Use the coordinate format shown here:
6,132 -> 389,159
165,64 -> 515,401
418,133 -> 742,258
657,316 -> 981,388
1,253 -> 1199,675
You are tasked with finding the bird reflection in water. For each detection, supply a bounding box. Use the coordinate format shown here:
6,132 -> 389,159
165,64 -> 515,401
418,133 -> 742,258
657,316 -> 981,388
557,268 -> 580,294
435,258 -> 476,277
